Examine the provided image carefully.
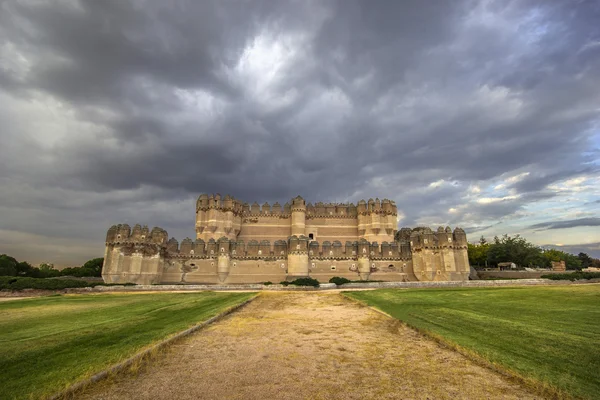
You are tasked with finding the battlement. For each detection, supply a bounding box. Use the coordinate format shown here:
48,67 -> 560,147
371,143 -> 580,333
105,224 -> 168,245
196,194 -> 398,219
196,193 -> 244,215
408,226 -> 468,249
106,226 -> 414,261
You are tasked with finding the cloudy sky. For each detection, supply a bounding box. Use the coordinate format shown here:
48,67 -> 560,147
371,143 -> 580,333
1,0 -> 599,266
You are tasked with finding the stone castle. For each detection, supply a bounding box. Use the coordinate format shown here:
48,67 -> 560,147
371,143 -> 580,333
102,194 -> 470,284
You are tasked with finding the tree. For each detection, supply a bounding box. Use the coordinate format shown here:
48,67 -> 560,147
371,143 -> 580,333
578,253 -> 593,269
81,258 -> 104,277
486,234 -> 545,268
0,254 -> 18,276
542,249 -> 582,270
468,241 -> 489,267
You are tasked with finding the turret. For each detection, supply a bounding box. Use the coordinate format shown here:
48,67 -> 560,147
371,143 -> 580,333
150,227 -> 168,245
291,196 -> 306,236
357,238 -> 371,280
287,234 -> 309,278
117,224 -> 131,241
167,238 -> 179,253
217,237 -> 231,282
106,225 -> 118,242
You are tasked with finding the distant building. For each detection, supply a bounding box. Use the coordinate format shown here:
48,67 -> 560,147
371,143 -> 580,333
498,262 -> 517,270
102,194 -> 471,284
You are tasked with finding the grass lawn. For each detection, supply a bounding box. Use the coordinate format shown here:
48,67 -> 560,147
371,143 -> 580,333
0,291 -> 255,400
344,285 -> 600,399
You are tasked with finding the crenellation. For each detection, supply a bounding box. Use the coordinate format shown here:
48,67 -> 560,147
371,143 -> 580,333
103,195 -> 471,284
167,237 -> 179,253
180,237 -> 193,255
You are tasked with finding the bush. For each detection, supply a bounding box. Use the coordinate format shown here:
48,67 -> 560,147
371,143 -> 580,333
541,272 -> 600,281
263,281 -> 273,286
288,277 -> 320,287
329,276 -> 351,285
0,276 -> 136,291
279,281 -> 290,286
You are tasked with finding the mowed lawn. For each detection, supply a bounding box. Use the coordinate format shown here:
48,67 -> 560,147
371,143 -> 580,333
0,292 -> 255,400
345,285 -> 600,400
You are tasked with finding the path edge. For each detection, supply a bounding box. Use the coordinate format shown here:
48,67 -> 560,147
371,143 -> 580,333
47,294 -> 259,400
340,292 -> 575,400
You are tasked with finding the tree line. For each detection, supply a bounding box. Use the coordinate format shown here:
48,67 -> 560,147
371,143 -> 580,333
468,234 -> 600,270
0,254 -> 103,278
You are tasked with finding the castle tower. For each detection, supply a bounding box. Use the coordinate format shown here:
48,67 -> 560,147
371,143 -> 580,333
291,196 -> 306,237
195,194 -> 242,241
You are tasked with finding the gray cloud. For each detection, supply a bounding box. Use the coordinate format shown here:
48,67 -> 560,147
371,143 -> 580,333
529,218 -> 600,231
543,243 -> 600,260
0,0 -> 599,265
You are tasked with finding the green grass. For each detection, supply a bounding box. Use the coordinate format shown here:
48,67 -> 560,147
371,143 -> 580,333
0,292 -> 255,400
344,285 -> 600,399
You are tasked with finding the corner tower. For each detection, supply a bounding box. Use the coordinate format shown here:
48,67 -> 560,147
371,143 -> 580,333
196,194 -> 242,241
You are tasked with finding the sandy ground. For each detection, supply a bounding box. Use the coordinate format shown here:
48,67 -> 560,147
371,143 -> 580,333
80,292 -> 539,400
0,296 -> 35,301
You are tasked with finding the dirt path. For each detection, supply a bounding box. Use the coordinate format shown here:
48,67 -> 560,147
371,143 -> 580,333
80,292 -> 538,400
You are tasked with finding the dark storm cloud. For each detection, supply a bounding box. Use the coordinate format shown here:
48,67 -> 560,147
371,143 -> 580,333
0,0 -> 599,264
529,218 -> 600,231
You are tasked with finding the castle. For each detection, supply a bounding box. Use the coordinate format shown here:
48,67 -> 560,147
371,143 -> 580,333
102,194 -> 470,284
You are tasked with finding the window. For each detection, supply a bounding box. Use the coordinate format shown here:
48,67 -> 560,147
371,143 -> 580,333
388,264 -> 394,269
329,250 -> 333,256
258,250 -> 262,255
309,233 -> 314,240
331,266 -> 336,271
281,263 -> 285,269
190,250 -> 195,255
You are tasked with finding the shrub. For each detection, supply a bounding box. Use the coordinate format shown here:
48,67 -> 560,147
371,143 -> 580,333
0,276 -> 136,291
263,281 -> 273,286
288,277 -> 320,287
329,276 -> 351,285
541,272 -> 600,281
279,281 -> 290,286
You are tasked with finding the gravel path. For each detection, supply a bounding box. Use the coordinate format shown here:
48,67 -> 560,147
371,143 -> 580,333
80,292 -> 539,400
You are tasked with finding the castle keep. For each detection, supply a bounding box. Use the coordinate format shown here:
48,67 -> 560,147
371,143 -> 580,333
102,194 -> 470,284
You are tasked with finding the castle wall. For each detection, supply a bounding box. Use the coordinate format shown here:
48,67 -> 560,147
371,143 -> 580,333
237,215 -> 292,243
305,217 -> 359,243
